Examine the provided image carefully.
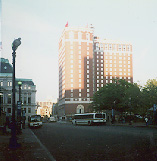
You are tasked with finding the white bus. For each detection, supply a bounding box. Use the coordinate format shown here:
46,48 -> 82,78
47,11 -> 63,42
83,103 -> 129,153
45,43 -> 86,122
28,115 -> 42,128
72,113 -> 107,125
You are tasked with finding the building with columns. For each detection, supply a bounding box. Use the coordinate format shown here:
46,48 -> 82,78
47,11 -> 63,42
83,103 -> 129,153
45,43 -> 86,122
58,25 -> 133,119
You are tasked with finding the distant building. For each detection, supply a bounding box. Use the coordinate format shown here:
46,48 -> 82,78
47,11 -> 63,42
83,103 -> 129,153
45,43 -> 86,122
37,101 -> 53,118
0,58 -> 37,122
58,25 -> 133,119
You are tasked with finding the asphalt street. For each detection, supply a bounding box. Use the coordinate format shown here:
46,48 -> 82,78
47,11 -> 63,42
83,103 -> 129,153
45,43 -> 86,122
31,122 -> 157,161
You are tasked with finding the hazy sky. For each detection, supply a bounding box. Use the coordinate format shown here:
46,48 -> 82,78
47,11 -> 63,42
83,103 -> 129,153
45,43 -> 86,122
1,0 -> 157,102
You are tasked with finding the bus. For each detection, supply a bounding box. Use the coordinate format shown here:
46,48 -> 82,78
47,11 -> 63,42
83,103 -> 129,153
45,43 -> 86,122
72,113 -> 107,125
28,115 -> 42,128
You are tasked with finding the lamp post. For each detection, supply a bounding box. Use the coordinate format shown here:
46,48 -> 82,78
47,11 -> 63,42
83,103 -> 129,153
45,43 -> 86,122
9,38 -> 21,148
129,97 -> 132,125
18,81 -> 22,131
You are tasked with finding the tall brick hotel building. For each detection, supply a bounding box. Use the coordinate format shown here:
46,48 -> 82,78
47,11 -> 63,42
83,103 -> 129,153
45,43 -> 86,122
58,24 -> 133,119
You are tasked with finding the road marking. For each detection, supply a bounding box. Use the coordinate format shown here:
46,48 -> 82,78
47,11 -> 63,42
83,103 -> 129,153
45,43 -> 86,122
30,130 -> 56,161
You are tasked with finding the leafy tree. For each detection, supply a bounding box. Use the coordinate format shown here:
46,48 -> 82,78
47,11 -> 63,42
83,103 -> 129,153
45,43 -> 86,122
142,79 -> 157,111
90,79 -> 141,113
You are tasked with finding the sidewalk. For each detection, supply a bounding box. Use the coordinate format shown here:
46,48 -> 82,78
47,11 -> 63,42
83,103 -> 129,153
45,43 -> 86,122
0,127 -> 56,161
107,121 -> 157,128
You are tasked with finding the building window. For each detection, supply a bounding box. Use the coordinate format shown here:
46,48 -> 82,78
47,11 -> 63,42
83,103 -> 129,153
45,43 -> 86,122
79,93 -> 81,97
28,108 -> 31,113
24,108 -> 26,114
8,108 -> 11,113
0,81 -> 3,86
70,46 -> 73,49
8,94 -> 11,104
78,32 -> 82,39
69,31 -> 74,39
24,96 -> 27,104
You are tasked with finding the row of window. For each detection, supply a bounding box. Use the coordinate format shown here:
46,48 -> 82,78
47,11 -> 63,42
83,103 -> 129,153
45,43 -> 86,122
69,31 -> 91,40
7,107 -> 31,114
0,81 -> 32,89
95,43 -> 131,51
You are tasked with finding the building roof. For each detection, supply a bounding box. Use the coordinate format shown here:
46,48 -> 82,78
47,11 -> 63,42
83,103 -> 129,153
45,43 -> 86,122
0,58 -> 35,86
16,78 -> 35,86
0,58 -> 13,73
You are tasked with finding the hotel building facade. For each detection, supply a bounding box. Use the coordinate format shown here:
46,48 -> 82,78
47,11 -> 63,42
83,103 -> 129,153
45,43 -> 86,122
58,26 -> 133,119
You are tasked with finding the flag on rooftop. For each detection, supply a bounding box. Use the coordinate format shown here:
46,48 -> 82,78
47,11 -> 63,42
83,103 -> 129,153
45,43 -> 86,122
65,21 -> 68,27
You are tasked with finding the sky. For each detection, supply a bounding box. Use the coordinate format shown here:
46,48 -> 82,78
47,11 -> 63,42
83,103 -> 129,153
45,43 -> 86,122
1,0 -> 157,102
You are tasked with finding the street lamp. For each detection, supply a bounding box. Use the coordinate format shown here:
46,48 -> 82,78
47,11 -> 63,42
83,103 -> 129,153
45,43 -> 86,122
18,81 -> 22,131
9,38 -> 21,148
129,97 -> 132,125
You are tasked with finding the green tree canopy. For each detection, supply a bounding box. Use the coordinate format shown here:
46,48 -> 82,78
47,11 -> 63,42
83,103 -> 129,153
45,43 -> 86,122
90,79 -> 141,113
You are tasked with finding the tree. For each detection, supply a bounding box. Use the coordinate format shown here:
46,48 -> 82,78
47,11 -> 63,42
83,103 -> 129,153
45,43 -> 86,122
90,79 -> 141,113
142,79 -> 157,111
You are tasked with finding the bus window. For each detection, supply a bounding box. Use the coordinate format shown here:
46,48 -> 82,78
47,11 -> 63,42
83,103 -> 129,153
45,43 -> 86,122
95,114 -> 103,118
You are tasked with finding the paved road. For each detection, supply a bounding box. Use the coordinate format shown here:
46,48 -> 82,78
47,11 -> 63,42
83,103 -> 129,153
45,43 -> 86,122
31,122 -> 157,161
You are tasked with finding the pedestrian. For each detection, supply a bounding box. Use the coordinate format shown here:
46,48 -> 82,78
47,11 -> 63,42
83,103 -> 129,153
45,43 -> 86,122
145,117 -> 148,126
